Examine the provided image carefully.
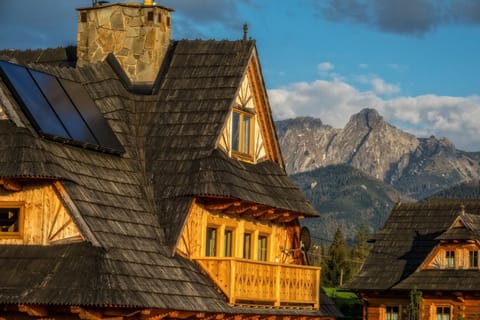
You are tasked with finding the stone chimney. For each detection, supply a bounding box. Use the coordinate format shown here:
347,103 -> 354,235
77,1 -> 173,84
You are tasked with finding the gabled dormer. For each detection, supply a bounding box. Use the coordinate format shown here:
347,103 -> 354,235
217,49 -> 283,166
423,210 -> 480,270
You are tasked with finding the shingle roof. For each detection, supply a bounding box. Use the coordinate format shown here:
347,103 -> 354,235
0,41 -> 320,314
345,200 -> 480,291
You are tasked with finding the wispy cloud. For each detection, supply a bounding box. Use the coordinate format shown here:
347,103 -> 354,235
314,0 -> 480,36
269,76 -> 480,151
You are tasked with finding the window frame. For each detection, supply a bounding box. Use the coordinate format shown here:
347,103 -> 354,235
436,306 -> 451,320
0,201 -> 24,239
469,250 -> 478,269
445,250 -> 455,269
224,228 -> 234,257
243,232 -> 252,259
385,306 -> 400,320
258,234 -> 268,261
205,226 -> 218,257
231,109 -> 255,161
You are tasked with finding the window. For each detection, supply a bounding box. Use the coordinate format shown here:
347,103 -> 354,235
231,110 -> 253,158
445,250 -> 455,268
258,235 -> 268,261
436,307 -> 451,320
206,227 -> 217,257
224,229 -> 233,257
0,204 -> 23,237
386,306 -> 399,320
469,250 -> 478,268
243,232 -> 252,259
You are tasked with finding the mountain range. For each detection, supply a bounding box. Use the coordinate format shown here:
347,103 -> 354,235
276,108 -> 480,242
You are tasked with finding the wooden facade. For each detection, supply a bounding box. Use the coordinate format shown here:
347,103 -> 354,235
346,201 -> 480,320
0,181 -> 82,245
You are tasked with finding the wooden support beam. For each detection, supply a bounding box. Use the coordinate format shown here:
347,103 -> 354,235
70,306 -> 103,320
224,203 -> 256,215
168,311 -> 204,319
18,304 -> 48,317
259,212 -> 282,221
243,208 -> 274,218
0,178 -> 22,192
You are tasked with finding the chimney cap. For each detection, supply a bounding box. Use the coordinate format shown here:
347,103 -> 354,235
77,2 -> 174,12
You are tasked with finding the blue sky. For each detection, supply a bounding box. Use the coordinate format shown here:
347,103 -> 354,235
0,0 -> 480,151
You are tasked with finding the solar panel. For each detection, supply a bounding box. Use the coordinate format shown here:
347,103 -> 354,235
30,70 -> 98,145
0,60 -> 124,154
59,78 -> 123,152
0,60 -> 69,138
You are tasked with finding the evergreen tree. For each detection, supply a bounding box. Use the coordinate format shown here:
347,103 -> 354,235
322,228 -> 352,286
350,222 -> 371,275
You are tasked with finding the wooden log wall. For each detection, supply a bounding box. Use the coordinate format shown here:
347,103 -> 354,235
362,294 -> 480,320
0,182 -> 83,245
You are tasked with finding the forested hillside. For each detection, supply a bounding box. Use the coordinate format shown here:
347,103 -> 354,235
291,164 -> 411,242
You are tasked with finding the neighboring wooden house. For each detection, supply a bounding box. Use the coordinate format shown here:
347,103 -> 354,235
345,200 -> 480,320
0,1 -> 340,319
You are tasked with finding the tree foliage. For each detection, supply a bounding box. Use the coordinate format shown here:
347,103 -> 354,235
322,228 -> 352,286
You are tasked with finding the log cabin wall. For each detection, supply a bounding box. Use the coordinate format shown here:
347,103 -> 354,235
177,201 -> 296,264
0,182 -> 82,245
363,294 -> 480,320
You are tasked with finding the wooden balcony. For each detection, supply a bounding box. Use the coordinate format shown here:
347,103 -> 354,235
194,257 -> 320,309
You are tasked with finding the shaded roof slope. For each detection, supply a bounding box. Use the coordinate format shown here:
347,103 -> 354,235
345,200 -> 480,291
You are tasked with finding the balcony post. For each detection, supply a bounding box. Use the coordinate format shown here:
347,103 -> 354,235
274,264 -> 281,307
229,259 -> 236,304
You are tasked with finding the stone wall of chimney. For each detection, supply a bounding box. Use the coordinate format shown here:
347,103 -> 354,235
77,3 -> 172,83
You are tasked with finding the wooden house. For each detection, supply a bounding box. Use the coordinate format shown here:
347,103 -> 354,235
345,200 -> 480,320
0,1 -> 341,319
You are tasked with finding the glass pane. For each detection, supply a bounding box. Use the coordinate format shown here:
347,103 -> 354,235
31,70 -> 97,145
243,233 -> 251,259
258,235 -> 267,261
60,78 -> 123,152
241,115 -> 251,154
0,208 -> 19,233
206,227 -> 217,256
224,230 -> 233,257
232,112 -> 240,152
0,61 -> 68,137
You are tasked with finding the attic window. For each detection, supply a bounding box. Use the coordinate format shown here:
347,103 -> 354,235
469,250 -> 478,268
231,109 -> 254,161
445,250 -> 455,268
0,60 -> 124,155
0,203 -> 23,238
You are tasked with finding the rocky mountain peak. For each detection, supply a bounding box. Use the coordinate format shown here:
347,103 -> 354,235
346,108 -> 383,129
276,108 -> 480,199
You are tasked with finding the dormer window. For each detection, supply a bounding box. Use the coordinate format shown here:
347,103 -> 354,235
232,109 -> 254,161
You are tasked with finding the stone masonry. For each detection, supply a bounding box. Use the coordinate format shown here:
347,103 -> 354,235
77,2 -> 173,83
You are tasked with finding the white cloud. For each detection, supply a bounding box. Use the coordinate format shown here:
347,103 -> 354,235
269,77 -> 480,151
317,62 -> 335,73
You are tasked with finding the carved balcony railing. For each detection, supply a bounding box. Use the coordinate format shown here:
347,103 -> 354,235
194,257 -> 320,309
